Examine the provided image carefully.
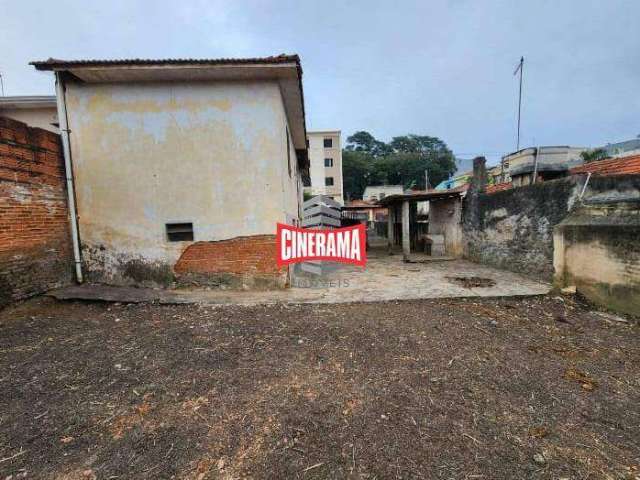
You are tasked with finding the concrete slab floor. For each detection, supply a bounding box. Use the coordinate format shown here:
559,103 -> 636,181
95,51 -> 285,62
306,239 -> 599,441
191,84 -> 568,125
50,250 -> 551,306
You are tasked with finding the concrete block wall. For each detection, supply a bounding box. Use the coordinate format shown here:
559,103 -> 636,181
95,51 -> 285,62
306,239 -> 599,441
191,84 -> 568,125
0,116 -> 73,306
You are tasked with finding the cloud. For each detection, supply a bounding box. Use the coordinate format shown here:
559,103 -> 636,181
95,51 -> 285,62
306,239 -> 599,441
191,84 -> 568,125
1,0 -> 638,161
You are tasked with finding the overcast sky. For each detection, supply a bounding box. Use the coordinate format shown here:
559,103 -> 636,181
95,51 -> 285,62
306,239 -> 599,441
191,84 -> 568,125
2,0 -> 639,163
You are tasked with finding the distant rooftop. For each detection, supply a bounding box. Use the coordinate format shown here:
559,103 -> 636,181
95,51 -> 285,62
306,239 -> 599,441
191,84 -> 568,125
31,55 -> 300,70
570,154 -> 640,176
0,96 -> 56,109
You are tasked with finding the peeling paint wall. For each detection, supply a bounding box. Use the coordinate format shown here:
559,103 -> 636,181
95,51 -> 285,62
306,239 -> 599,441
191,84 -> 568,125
64,80 -> 301,286
554,175 -> 640,316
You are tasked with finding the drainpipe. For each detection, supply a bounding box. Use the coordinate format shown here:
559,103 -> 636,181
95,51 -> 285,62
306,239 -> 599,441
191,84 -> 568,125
579,172 -> 592,200
55,72 -> 83,283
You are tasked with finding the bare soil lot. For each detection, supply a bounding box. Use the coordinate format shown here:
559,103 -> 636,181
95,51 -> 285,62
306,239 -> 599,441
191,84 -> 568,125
0,296 -> 638,479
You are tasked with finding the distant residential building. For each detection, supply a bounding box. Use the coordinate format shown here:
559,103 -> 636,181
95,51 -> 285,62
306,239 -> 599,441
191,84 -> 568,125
342,199 -> 388,226
603,136 -> 640,159
305,130 -> 344,203
362,185 -> 404,201
503,146 -> 586,187
435,171 -> 472,191
0,96 -> 58,133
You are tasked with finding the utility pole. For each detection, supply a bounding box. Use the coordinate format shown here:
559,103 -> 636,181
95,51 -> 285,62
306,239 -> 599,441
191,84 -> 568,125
514,56 -> 524,151
0,72 -> 4,96
424,169 -> 430,190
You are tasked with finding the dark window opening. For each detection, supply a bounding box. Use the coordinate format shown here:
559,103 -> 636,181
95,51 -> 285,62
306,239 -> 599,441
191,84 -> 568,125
325,177 -> 334,186
323,138 -> 333,148
166,222 -> 194,242
324,157 -> 333,167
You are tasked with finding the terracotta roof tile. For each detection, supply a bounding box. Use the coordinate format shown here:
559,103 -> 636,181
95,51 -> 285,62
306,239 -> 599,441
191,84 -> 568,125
570,155 -> 640,176
486,182 -> 512,194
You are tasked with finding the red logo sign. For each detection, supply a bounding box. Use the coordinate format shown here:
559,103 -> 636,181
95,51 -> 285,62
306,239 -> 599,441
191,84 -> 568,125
277,223 -> 367,267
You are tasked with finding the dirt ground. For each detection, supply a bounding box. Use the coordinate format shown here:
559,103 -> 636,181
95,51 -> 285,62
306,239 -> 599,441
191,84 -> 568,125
0,295 -> 638,479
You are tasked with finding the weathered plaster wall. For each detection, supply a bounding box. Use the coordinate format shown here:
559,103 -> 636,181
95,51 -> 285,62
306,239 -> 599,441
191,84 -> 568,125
554,175 -> 640,316
428,197 -> 463,257
64,80 -> 300,286
463,179 -> 579,280
0,117 -> 73,306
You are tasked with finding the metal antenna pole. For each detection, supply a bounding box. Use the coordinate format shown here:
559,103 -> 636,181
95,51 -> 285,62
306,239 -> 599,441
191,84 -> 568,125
515,56 -> 524,151
0,73 -> 4,96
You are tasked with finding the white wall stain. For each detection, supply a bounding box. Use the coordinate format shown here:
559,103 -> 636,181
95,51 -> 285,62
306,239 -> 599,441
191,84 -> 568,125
64,80 -> 302,282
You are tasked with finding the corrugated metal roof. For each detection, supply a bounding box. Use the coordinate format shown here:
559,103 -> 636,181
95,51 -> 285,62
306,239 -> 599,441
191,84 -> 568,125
31,55 -> 300,70
570,155 -> 640,176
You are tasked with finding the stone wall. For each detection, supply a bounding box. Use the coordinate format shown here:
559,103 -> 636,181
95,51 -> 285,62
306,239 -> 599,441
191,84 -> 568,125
463,178 -> 579,280
0,117 -> 73,306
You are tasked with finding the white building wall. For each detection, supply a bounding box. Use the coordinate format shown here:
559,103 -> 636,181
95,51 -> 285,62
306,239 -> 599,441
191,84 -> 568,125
305,131 -> 343,203
0,106 -> 59,133
363,185 -> 404,201
63,80 -> 301,281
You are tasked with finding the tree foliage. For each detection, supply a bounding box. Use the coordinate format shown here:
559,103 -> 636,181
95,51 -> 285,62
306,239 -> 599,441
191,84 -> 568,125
342,131 -> 456,200
580,148 -> 609,163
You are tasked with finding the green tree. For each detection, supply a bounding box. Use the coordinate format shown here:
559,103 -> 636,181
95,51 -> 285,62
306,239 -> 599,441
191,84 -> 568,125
342,131 -> 457,199
580,148 -> 608,163
342,150 -> 373,200
345,131 -> 392,157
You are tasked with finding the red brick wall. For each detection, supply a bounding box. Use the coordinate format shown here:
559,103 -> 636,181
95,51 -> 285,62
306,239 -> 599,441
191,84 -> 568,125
0,116 -> 73,305
174,235 -> 286,288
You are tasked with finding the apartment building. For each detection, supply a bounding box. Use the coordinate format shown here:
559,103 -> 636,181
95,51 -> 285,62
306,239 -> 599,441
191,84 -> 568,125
304,130 -> 344,204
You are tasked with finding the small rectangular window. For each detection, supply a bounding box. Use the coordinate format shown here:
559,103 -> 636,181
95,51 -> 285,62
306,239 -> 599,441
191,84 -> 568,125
166,222 -> 194,242
324,158 -> 333,167
325,177 -> 334,186
323,138 -> 333,148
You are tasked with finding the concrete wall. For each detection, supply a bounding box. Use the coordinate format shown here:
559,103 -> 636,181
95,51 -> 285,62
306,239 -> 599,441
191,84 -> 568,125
64,79 -> 302,287
0,106 -> 59,133
554,175 -> 640,316
463,178 -> 579,280
0,117 -> 73,306
363,185 -> 404,201
305,131 -> 343,203
429,197 -> 463,257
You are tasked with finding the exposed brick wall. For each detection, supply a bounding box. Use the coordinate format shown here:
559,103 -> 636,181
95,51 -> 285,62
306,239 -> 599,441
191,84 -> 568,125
174,235 -> 287,288
0,116 -> 73,306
